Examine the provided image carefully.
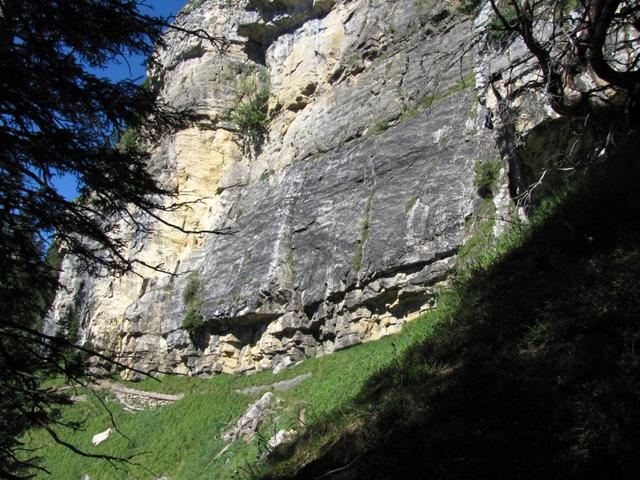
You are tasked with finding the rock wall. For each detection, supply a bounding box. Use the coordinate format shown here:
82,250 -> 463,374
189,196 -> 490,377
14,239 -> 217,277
45,0 -> 537,378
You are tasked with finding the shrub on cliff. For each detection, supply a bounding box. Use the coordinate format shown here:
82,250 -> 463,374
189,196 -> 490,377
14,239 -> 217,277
229,69 -> 271,147
183,273 -> 204,333
231,88 -> 270,141
474,158 -> 502,198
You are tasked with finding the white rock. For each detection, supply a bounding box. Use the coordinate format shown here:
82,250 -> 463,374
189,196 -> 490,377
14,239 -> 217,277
272,355 -> 293,374
267,429 -> 296,451
91,428 -> 112,446
262,429 -> 297,460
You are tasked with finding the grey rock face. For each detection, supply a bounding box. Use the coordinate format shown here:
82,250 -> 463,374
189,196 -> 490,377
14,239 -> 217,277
46,0 -> 511,378
239,0 -> 337,48
185,91 -> 480,371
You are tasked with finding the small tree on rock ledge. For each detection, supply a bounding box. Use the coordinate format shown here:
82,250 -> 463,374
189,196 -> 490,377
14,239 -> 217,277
488,0 -> 640,125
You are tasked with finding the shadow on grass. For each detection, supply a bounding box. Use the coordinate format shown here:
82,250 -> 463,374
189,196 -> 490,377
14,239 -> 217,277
264,148 -> 640,479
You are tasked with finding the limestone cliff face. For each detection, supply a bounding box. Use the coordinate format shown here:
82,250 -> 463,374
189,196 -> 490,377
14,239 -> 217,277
45,0 -> 540,378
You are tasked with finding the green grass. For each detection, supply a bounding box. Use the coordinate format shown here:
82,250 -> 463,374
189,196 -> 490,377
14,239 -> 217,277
400,72 -> 476,122
256,149 -> 640,479
457,195 -> 497,266
368,72 -> 476,136
404,196 -> 418,215
366,119 -> 390,137
23,306 -> 444,479
456,157 -> 503,266
25,139 -> 640,480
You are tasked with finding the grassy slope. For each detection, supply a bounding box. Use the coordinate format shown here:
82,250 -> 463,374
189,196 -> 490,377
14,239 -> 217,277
24,304 -> 443,479
27,148 -> 640,479
262,151 -> 640,479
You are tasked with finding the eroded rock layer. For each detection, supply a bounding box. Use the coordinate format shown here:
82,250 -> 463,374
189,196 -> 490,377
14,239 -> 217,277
46,0 -> 512,377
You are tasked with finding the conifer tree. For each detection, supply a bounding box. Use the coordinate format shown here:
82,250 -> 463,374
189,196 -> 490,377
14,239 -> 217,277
0,1 -> 221,476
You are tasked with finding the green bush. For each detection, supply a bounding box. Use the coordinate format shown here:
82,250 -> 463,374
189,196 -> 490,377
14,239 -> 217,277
183,272 -> 199,304
183,272 -> 204,333
367,119 -> 390,137
178,43 -> 206,62
228,69 -> 271,145
457,0 -> 481,14
183,306 -> 204,332
487,3 -> 519,45
474,158 -> 502,198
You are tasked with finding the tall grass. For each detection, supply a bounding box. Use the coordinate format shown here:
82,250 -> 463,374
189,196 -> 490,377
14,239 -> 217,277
26,150 -> 640,480
257,155 -> 640,479
24,306 -> 443,479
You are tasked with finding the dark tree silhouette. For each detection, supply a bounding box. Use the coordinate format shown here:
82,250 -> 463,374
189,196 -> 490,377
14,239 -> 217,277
0,1 -> 225,477
488,0 -> 640,120
479,0 -> 640,206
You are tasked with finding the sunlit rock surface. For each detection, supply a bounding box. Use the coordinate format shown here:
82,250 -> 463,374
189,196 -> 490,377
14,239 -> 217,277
45,0 -> 522,378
